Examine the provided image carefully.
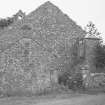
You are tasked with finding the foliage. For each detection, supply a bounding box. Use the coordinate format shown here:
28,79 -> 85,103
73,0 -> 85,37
58,71 -> 83,90
85,21 -> 101,36
68,72 -> 83,89
0,17 -> 14,29
58,72 -> 70,86
94,42 -> 105,69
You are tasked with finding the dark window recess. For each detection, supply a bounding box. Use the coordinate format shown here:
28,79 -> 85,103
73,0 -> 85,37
24,49 -> 29,57
21,25 -> 32,30
78,39 -> 85,59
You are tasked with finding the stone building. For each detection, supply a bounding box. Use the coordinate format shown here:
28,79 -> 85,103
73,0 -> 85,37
0,1 -> 94,95
80,34 -> 101,88
84,34 -> 100,72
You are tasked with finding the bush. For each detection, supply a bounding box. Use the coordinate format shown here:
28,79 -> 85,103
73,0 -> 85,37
58,72 -> 70,86
67,72 -> 83,90
58,72 -> 84,90
94,43 -> 105,70
0,18 -> 14,29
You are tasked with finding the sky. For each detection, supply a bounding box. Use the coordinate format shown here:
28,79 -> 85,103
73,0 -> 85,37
0,0 -> 105,41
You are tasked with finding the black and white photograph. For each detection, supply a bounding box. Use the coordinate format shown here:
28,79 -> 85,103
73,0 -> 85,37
0,0 -> 105,105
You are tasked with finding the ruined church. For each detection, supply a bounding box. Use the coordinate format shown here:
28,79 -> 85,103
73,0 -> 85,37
0,1 -> 99,95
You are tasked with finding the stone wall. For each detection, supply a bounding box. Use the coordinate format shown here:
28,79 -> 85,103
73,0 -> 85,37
0,1 -> 86,95
0,38 -> 58,95
84,37 -> 100,72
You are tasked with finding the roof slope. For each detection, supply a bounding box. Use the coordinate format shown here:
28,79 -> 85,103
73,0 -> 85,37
0,1 -> 85,51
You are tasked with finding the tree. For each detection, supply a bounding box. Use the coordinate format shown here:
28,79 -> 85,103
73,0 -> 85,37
85,21 -> 101,37
85,22 -> 105,72
0,17 -> 14,29
0,10 -> 25,29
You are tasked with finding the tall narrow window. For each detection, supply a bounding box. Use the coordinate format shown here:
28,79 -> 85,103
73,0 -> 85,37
79,39 -> 85,59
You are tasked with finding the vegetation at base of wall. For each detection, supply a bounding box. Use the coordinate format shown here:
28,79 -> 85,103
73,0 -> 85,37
94,42 -> 105,71
58,71 -> 84,90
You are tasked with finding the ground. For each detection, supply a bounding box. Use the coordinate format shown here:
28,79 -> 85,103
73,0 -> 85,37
0,92 -> 105,105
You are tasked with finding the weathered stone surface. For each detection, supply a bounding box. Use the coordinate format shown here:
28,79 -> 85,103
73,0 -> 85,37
0,1 -> 85,95
84,37 -> 100,72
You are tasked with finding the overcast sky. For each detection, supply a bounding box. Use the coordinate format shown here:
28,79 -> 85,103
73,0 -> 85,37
0,0 -> 105,41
